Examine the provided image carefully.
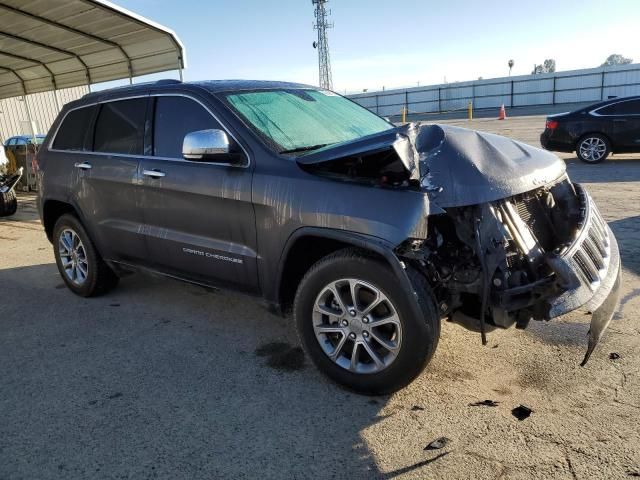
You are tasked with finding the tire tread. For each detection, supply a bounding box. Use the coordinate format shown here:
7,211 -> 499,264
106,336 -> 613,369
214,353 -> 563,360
294,247 -> 440,395
53,214 -> 118,297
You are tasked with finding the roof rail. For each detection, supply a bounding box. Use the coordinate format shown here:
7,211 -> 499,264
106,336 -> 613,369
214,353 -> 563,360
80,78 -> 184,98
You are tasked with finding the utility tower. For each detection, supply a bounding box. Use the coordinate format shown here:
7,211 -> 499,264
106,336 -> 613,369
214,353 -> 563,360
312,0 -> 333,90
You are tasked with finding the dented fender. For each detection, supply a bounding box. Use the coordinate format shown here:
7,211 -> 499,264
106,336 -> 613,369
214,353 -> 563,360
275,226 -> 426,321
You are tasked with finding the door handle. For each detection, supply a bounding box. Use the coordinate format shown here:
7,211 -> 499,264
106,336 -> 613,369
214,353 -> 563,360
143,169 -> 166,178
74,162 -> 92,170
613,118 -> 627,122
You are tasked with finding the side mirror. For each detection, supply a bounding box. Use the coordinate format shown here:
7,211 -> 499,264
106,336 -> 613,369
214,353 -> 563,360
183,129 -> 233,161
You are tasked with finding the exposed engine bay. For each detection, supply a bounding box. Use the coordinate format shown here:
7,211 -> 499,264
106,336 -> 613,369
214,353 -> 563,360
299,147 -> 412,187
298,123 -> 621,364
395,177 -> 617,364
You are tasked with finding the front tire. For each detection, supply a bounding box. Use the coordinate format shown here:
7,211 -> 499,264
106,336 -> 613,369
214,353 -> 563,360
576,134 -> 610,163
53,214 -> 119,297
294,249 -> 440,395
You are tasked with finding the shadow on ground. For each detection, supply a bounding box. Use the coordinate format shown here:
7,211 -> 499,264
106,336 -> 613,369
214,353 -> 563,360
610,215 -> 640,276
0,263 -> 398,479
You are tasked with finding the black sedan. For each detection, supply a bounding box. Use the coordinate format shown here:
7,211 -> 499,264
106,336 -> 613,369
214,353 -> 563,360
540,95 -> 640,163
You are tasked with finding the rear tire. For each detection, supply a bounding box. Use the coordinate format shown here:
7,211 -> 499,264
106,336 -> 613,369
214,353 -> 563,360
53,214 -> 119,297
294,248 -> 440,395
0,190 -> 17,217
576,134 -> 610,163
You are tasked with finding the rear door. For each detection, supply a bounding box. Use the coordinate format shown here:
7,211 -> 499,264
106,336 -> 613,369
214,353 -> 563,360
73,97 -> 148,263
138,94 -> 258,292
596,99 -> 640,149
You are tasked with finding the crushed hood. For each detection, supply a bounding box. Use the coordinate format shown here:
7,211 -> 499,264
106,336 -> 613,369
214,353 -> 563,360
298,123 -> 567,208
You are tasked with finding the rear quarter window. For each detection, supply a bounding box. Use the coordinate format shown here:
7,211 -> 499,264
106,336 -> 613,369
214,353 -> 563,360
52,106 -> 96,151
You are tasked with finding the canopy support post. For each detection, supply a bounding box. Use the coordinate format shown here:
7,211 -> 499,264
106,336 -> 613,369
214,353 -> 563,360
53,90 -> 61,112
22,94 -> 36,191
24,97 -> 35,142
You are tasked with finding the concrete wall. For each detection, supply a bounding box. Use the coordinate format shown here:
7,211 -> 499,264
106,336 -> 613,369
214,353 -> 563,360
0,86 -> 89,142
348,63 -> 640,118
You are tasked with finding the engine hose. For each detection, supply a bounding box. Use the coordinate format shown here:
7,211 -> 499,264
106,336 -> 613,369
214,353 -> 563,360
475,219 -> 489,346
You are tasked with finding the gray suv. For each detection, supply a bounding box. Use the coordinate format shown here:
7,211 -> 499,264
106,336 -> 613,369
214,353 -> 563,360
37,80 -> 621,394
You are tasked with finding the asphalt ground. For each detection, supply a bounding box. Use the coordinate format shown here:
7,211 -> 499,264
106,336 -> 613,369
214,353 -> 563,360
1,115 -> 639,479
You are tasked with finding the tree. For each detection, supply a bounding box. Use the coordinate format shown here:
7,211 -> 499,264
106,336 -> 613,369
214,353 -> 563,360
532,59 -> 556,74
601,54 -> 632,67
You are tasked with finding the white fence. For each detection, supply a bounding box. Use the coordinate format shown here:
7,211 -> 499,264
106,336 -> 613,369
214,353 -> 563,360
348,63 -> 640,117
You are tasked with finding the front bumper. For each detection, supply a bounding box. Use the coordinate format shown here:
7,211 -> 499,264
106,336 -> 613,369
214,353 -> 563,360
547,186 -> 620,318
546,185 -> 621,363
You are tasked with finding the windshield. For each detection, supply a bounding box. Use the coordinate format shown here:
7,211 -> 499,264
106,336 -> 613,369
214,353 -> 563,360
224,89 -> 393,153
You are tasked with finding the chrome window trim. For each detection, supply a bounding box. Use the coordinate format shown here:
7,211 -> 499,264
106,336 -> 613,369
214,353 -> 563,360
590,98 -> 640,117
48,94 -> 148,153
151,93 -> 250,168
47,93 -> 251,169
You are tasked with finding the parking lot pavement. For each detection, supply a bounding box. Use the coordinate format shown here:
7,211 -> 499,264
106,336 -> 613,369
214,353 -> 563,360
1,119 -> 639,479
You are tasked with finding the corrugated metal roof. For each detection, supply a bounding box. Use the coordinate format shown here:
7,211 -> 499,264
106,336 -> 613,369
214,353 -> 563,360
0,0 -> 185,99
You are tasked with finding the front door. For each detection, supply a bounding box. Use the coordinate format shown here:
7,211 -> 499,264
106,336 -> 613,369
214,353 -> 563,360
138,95 -> 258,293
615,100 -> 640,149
599,99 -> 640,149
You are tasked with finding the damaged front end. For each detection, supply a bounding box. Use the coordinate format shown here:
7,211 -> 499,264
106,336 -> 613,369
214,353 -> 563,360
299,123 -> 621,364
392,123 -> 622,365
396,177 -> 621,365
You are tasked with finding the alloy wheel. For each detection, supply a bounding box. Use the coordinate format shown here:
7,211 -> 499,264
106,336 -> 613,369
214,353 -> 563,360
58,228 -> 89,286
312,278 -> 402,374
579,137 -> 607,162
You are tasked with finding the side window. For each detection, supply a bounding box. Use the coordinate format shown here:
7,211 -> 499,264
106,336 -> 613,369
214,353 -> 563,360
598,100 -> 640,116
615,100 -> 640,115
153,96 -> 221,158
94,98 -> 147,155
52,106 -> 96,151
6,138 -> 16,146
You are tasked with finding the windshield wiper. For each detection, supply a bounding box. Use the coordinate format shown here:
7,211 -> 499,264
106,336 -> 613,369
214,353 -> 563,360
279,143 -> 331,154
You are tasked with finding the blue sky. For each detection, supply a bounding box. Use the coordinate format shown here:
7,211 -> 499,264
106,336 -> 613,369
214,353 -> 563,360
115,0 -> 640,93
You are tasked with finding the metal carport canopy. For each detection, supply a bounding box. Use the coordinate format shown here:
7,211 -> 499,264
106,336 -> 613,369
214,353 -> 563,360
0,0 -> 186,100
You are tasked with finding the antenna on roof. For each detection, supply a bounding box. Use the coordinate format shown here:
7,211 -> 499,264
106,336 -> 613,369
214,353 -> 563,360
312,0 -> 333,90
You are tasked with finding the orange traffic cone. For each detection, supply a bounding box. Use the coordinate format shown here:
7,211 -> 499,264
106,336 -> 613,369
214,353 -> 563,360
498,104 -> 506,120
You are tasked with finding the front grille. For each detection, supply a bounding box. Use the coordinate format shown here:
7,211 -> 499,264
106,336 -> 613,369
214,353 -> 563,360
502,184 -> 610,292
568,195 -> 610,290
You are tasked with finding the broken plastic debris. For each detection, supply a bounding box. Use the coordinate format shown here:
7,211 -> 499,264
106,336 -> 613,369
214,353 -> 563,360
424,437 -> 450,450
469,399 -> 499,407
609,352 -> 620,360
411,405 -> 425,411
511,405 -> 533,421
